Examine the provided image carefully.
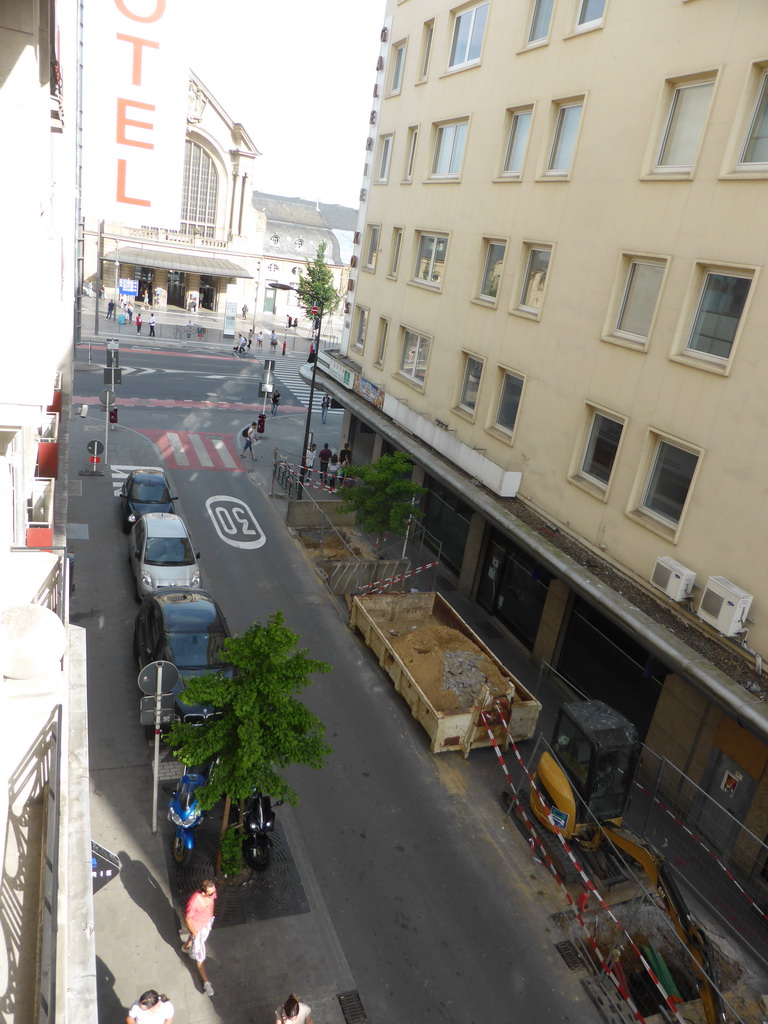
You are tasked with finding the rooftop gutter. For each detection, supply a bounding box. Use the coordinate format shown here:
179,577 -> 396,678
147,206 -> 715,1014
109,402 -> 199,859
321,370 -> 768,742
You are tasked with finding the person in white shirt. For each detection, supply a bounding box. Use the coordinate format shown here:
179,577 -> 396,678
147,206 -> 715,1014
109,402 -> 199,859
126,990 -> 174,1024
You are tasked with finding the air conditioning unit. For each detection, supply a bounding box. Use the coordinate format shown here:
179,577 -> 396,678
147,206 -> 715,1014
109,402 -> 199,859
696,576 -> 753,636
650,556 -> 696,601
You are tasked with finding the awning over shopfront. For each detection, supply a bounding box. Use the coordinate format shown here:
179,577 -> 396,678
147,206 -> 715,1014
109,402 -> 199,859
103,247 -> 251,279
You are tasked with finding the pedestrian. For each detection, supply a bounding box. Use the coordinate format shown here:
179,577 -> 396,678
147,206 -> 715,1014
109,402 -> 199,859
127,302 -> 133,323
303,443 -> 317,483
271,389 -> 281,417
257,331 -> 264,349
238,334 -> 247,354
318,442 -> 332,484
154,286 -> 161,304
270,330 -> 278,352
135,312 -> 142,334
247,328 -> 253,350
106,299 -> 115,320
275,993 -> 314,1023
292,317 -> 299,329
340,441 -> 352,465
240,421 -> 258,460
327,453 -> 339,491
126,990 -> 175,1023
242,303 -> 248,319
182,879 -> 217,996
149,313 -> 156,337
287,314 -> 292,329
99,284 -> 105,300
320,395 -> 330,424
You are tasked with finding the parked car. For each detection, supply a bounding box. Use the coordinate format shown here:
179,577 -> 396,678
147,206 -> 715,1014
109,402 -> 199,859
133,588 -> 232,728
129,513 -> 201,600
120,468 -> 177,533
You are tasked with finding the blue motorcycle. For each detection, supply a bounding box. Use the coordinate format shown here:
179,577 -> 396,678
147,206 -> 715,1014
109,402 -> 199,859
167,768 -> 207,865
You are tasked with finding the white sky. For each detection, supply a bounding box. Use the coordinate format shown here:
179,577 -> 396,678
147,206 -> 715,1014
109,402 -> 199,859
190,0 -> 386,210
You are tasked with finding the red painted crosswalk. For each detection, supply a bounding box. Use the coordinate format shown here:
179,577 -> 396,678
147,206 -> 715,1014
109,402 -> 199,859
133,429 -> 250,471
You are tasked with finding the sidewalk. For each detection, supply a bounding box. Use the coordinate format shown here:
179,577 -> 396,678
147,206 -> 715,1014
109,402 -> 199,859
70,419 -> 356,1024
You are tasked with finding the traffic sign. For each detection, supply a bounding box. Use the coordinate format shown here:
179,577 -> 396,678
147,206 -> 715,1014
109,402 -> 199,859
91,840 -> 120,893
104,368 -> 122,385
87,439 -> 104,456
100,388 -> 116,408
311,306 -> 319,315
137,660 -> 180,695
140,692 -> 176,726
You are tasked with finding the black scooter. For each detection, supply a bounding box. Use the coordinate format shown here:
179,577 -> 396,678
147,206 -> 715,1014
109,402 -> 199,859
242,792 -> 282,870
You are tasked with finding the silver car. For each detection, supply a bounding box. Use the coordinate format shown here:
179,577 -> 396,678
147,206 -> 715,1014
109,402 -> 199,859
129,513 -> 201,599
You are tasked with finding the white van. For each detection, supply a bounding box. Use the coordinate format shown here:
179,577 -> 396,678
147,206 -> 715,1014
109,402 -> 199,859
129,513 -> 201,599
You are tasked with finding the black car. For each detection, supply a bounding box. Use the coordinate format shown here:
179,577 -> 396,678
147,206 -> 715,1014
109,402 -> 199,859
120,468 -> 177,534
133,588 -> 232,729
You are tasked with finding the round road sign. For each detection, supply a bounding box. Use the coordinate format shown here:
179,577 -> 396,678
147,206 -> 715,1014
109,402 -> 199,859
87,439 -> 104,456
100,388 -> 116,408
137,660 -> 181,695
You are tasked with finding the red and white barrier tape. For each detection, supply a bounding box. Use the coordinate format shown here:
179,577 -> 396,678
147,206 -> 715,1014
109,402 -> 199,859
359,561 -> 438,594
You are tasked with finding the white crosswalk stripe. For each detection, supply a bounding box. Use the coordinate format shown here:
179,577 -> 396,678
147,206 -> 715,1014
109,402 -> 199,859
274,359 -> 342,412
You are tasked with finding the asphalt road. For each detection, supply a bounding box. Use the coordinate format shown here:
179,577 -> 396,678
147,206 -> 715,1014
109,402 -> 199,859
74,343 -> 598,1024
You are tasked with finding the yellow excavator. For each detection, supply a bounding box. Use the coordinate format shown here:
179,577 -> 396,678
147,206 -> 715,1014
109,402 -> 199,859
526,700 -> 726,1024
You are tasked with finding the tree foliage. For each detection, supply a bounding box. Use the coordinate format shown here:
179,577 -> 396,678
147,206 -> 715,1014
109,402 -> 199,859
339,452 -> 426,541
167,612 -> 331,811
297,240 -> 341,319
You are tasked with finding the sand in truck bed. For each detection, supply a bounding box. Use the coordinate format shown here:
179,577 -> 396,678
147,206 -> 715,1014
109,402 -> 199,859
385,622 -> 510,712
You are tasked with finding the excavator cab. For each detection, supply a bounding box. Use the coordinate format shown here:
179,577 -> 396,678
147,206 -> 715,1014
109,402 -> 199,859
532,700 -> 640,838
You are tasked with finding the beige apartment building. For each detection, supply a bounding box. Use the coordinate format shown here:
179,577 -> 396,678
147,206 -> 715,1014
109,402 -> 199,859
322,0 -> 768,844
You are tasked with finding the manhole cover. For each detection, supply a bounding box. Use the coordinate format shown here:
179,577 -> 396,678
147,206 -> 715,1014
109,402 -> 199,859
338,990 -> 369,1023
554,939 -> 585,971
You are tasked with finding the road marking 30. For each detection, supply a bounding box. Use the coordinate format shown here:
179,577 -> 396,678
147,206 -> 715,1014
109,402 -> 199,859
205,495 -> 266,549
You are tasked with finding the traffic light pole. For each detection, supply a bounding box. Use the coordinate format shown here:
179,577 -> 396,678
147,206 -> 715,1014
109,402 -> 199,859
298,304 -> 322,500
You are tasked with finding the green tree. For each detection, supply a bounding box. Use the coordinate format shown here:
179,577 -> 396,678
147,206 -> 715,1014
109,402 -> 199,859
296,239 -> 341,320
339,452 -> 426,551
168,611 -> 332,813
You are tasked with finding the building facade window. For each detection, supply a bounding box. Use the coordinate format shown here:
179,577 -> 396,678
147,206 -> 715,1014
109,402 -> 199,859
615,259 -> 665,342
390,42 -> 406,93
414,233 -> 448,286
518,246 -> 551,313
502,109 -> 533,176
656,79 -> 714,171
375,318 -> 389,365
479,241 -> 506,299
181,140 -> 218,238
459,355 -> 483,412
576,0 -> 606,31
448,3 -> 489,70
640,438 -> 699,528
495,371 -> 524,435
354,306 -> 369,350
364,225 -> 380,270
580,412 -> 623,487
389,228 -> 403,277
431,120 -> 468,177
685,272 -> 751,362
547,101 -> 583,173
420,20 -> 434,80
740,73 -> 768,165
377,135 -> 393,182
400,328 -> 431,383
528,0 -> 554,43
404,126 -> 418,180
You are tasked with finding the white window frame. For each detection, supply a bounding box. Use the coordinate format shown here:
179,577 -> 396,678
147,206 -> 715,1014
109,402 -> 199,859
399,328 -> 431,385
682,269 -> 753,365
403,126 -> 418,181
575,0 -> 606,33
390,42 -> 406,94
448,2 -> 489,71
501,108 -> 533,177
527,0 -> 554,44
635,434 -> 701,532
420,20 -> 434,81
458,355 -> 484,413
612,257 -> 666,345
516,245 -> 552,315
389,227 -> 403,278
654,77 -> 715,173
479,240 -> 506,301
739,71 -> 768,167
377,135 -> 393,182
494,370 -> 525,438
353,306 -> 369,351
364,225 -> 380,270
431,120 -> 468,178
578,410 -> 624,490
375,318 -> 389,366
546,100 -> 583,175
413,232 -> 448,288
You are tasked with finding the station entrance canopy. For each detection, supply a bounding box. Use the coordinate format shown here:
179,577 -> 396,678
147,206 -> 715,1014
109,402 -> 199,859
103,248 -> 251,279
